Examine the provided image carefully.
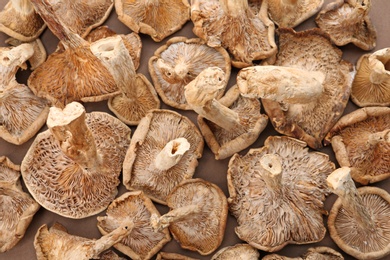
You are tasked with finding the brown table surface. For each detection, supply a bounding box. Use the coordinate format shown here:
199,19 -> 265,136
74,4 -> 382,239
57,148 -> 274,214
1,0 -> 389,259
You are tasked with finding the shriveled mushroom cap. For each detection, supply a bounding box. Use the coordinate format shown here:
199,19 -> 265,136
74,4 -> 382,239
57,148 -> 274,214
263,246 -> 344,259
149,36 -> 231,110
115,0 -> 190,42
156,252 -> 200,260
0,156 -> 40,252
211,243 -> 260,260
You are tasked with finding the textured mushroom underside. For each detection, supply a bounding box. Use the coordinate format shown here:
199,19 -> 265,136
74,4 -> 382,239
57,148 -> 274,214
228,136 -> 334,251
262,246 -> 344,259
211,243 -> 260,260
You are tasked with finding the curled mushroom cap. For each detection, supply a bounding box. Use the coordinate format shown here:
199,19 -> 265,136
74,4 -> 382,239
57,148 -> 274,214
21,102 -> 131,218
97,191 -> 171,260
324,107 -> 390,185
315,0 -> 376,50
227,136 -> 335,252
123,109 -> 203,204
211,243 -> 260,260
115,0 -> 190,42
0,156 -> 40,252
263,246 -> 344,260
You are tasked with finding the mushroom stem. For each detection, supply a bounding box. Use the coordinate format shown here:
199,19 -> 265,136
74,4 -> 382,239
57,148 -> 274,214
367,129 -> 390,146
327,167 -> 375,230
154,137 -> 191,171
259,154 -> 283,192
219,0 -> 249,16
11,0 -> 34,14
369,65 -> 389,85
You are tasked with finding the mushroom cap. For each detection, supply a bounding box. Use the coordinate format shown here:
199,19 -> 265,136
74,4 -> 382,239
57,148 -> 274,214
149,36 -> 231,110
166,178 -> 228,255
328,186 -> 390,259
0,156 -> 40,252
324,107 -> 390,184
21,110 -> 131,219
5,38 -> 47,70
315,0 -> 376,50
262,246 -> 344,259
123,109 -> 204,204
156,252 -> 200,260
97,191 -> 171,260
227,135 -> 335,252
114,0 -> 190,42
261,27 -> 354,149
211,243 -> 260,260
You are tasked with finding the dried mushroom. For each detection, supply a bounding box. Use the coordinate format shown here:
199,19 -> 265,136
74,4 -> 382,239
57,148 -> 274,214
97,191 -> 171,260
6,38 -> 47,70
149,36 -> 231,110
0,0 -> 46,42
227,136 -> 335,252
21,102 -> 131,218
115,0 -> 190,42
315,0 -> 376,50
34,220 -> 133,260
263,246 -> 344,259
156,252 -> 199,260
351,47 -> 390,107
0,156 -> 40,252
185,67 -> 268,159
261,28 -> 354,149
324,107 -> 390,185
151,178 -> 228,255
0,43 -> 49,145
123,109 -> 204,204
211,243 -> 260,260
327,167 -> 390,260
191,0 -> 277,68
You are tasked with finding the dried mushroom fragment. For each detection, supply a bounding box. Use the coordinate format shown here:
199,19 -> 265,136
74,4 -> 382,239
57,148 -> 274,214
327,167 -> 390,260
315,0 -> 376,50
324,107 -> 390,185
99,250 -> 127,260
263,246 -> 344,259
151,178 -> 228,255
123,109 -> 204,204
0,156 -> 40,252
156,252 -> 199,260
185,67 -> 268,160
0,43 -> 49,145
115,0 -> 190,42
227,136 -> 335,252
97,191 -> 171,260
34,220 -> 134,260
211,243 -> 260,260
149,36 -> 231,110
261,28 -> 354,149
21,102 -> 131,218
0,0 -> 46,42
351,48 -> 390,107
6,38 -> 47,70
191,0 -> 277,68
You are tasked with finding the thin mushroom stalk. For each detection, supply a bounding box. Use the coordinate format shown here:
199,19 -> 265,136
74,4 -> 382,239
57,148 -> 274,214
154,137 -> 191,171
258,154 -> 283,193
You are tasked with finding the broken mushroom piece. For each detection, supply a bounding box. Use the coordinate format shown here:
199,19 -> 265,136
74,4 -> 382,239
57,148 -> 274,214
123,109 -> 204,204
34,220 -> 134,260
324,107 -> 390,185
211,243 -> 260,260
149,36 -> 231,110
5,38 -> 47,70
115,0 -> 190,42
21,102 -> 131,218
97,191 -> 171,260
0,156 -> 40,252
151,178 -> 228,255
262,246 -> 344,260
227,136 -> 335,252
185,67 -> 268,160
327,167 -> 390,260
315,0 -> 376,50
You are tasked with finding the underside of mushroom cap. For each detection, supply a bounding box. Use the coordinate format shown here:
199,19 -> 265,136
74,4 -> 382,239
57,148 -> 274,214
211,243 -> 260,260
262,246 -> 344,259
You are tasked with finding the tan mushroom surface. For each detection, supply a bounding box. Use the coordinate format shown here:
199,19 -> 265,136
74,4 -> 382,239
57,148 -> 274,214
156,252 -> 200,260
21,102 -> 131,218
0,156 -> 40,252
97,191 -> 171,260
211,243 -> 260,260
263,246 -> 344,259
5,38 -> 47,70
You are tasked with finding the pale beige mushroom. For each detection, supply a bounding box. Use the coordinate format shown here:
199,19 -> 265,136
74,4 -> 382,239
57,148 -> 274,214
327,167 -> 390,260
227,136 -> 335,252
184,67 -> 268,160
0,156 -> 40,252
97,191 -> 171,260
5,38 -> 47,70
34,220 -> 134,260
21,102 -> 131,218
324,107 -> 390,185
351,48 -> 390,107
315,0 -> 376,50
211,243 -> 260,260
123,109 -> 204,204
149,36 -> 231,110
156,252 -> 200,260
150,178 -> 228,255
115,0 -> 190,42
191,0 -> 277,68
263,246 -> 344,259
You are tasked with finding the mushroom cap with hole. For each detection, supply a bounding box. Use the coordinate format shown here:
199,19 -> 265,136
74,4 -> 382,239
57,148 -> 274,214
149,36 -> 231,110
227,135 -> 335,252
262,246 -> 344,259
156,252 -> 200,260
123,109 -> 204,204
324,107 -> 390,185
211,243 -> 260,260
0,156 -> 40,252
97,191 -> 171,260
